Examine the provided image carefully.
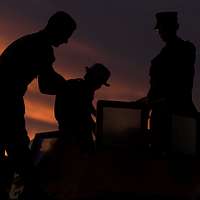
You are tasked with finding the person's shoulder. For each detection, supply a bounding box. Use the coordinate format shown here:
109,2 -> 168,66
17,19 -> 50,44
56,78 -> 83,99
182,39 -> 196,51
11,32 -> 53,52
0,33 -> 35,57
2,33 -> 32,50
62,78 -> 83,91
22,31 -> 53,49
14,32 -> 40,45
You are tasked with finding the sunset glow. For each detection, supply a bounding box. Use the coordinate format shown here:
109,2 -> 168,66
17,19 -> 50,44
0,1 -> 199,140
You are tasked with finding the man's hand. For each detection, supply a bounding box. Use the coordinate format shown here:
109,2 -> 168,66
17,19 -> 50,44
38,67 -> 66,95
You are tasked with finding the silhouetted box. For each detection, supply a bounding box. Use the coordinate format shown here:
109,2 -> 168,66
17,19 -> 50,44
96,100 -> 144,150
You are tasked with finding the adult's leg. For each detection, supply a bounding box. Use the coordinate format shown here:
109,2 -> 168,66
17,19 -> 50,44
6,98 -> 42,199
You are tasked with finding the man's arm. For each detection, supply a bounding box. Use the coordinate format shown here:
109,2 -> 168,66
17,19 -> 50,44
183,41 -> 196,90
38,66 -> 66,95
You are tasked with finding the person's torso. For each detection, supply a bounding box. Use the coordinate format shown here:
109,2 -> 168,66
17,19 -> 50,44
55,79 -> 94,124
0,31 -> 55,96
149,38 -> 195,100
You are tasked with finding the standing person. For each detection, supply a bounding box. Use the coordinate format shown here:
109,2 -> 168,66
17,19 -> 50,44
54,63 -> 111,153
36,63 -> 111,199
0,11 -> 76,199
139,12 -> 197,153
147,11 -> 197,115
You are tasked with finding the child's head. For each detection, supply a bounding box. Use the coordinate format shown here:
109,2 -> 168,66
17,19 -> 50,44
84,63 -> 111,90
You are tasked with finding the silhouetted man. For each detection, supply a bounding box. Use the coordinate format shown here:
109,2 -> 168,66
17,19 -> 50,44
139,12 -> 197,153
0,11 -> 76,199
148,11 -> 197,115
54,63 -> 111,153
145,13 -> 199,176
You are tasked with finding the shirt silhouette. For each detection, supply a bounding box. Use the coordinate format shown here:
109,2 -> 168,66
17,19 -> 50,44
147,12 -> 197,115
138,12 -> 198,154
55,63 -> 111,153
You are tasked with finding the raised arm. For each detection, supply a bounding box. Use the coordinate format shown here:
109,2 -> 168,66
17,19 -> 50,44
38,66 -> 66,95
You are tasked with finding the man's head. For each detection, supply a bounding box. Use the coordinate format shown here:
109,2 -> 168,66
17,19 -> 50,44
84,63 -> 111,90
154,11 -> 179,42
45,11 -> 76,47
